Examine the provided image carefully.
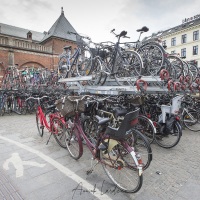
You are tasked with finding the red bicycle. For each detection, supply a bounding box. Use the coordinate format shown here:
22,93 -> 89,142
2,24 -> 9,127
56,95 -> 145,193
26,96 -> 67,148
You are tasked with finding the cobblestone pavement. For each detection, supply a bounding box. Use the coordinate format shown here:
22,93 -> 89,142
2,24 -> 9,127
0,114 -> 200,200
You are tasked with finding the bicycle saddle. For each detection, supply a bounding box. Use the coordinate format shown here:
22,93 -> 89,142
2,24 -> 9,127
136,26 -> 149,32
113,107 -> 128,118
95,115 -> 110,125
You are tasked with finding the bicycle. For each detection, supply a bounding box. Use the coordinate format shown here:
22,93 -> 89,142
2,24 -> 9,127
125,26 -> 166,76
180,97 -> 200,132
89,30 -> 143,86
55,94 -> 148,193
141,90 -> 183,148
58,32 -> 93,78
26,96 -> 67,148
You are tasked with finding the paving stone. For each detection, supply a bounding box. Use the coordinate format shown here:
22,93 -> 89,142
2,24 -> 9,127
1,114 -> 200,199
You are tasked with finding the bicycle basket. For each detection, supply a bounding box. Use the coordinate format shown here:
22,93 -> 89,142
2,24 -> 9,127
55,96 -> 86,117
129,96 -> 144,105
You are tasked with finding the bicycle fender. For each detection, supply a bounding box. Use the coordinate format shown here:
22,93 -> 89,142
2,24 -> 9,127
103,139 -> 118,153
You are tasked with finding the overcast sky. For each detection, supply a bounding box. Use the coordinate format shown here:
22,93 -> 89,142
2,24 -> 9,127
0,0 -> 200,42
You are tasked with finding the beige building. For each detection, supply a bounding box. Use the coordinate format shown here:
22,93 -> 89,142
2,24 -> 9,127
151,14 -> 200,68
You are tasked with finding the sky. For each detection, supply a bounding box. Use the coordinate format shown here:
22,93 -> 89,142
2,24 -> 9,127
0,0 -> 200,43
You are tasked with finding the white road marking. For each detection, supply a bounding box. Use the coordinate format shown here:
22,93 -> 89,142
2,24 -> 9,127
0,136 -> 112,200
3,152 -> 45,177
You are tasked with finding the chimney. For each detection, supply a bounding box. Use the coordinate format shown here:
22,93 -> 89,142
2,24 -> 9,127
61,7 -> 64,15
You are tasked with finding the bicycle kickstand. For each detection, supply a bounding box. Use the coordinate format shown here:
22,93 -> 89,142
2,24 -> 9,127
86,159 -> 99,176
46,133 -> 53,145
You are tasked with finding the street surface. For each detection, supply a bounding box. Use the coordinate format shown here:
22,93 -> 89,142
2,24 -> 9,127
0,114 -> 200,200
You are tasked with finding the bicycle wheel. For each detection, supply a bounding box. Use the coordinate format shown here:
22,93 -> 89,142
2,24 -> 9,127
164,55 -> 184,80
76,46 -> 93,76
135,115 -> 155,144
100,142 -> 143,193
182,60 -> 190,77
155,121 -> 182,148
125,50 -> 143,76
0,105 -> 5,116
20,100 -> 27,115
51,117 -> 67,148
64,120 -> 83,160
82,117 -> 98,145
189,63 -> 199,80
87,58 -> 102,85
183,110 -> 200,132
127,128 -> 152,170
114,51 -> 143,86
36,110 -> 44,137
137,42 -> 165,75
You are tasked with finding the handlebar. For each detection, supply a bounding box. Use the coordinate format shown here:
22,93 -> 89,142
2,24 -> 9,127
110,29 -> 130,39
25,95 -> 49,102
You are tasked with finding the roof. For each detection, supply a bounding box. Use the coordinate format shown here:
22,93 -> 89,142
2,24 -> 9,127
152,17 -> 200,38
41,10 -> 77,43
0,22 -> 44,41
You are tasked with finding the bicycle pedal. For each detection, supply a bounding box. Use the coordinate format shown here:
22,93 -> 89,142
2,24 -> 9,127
86,169 -> 93,175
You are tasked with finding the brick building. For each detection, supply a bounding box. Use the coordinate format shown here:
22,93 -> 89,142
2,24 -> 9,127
0,8 -> 77,83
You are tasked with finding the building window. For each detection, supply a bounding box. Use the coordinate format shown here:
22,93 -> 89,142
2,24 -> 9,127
181,48 -> 186,57
162,40 -> 167,48
171,50 -> 176,54
193,45 -> 198,55
27,31 -> 32,40
193,30 -> 199,41
171,37 -> 176,46
181,34 -> 187,43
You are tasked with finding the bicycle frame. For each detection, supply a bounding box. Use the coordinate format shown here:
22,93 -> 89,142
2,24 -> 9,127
181,107 -> 197,123
59,47 -> 82,78
37,105 -> 51,130
72,112 -> 142,171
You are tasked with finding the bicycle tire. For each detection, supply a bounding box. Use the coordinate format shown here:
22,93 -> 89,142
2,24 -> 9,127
100,142 -> 143,193
182,60 -> 190,77
76,46 -> 93,76
114,51 -> 143,86
0,106 -> 5,116
136,115 -> 156,144
155,121 -> 182,148
127,128 -> 152,170
137,42 -> 165,75
164,55 -> 184,80
183,110 -> 200,132
51,117 -> 67,148
82,117 -> 98,145
87,58 -> 102,85
65,121 -> 83,160
36,110 -> 44,137
189,63 -> 199,80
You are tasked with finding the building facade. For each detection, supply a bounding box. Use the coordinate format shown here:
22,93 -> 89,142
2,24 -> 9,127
0,8 -> 77,84
150,14 -> 200,68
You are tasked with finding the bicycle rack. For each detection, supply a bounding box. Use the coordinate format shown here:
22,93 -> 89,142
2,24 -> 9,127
58,75 -> 170,95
